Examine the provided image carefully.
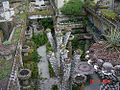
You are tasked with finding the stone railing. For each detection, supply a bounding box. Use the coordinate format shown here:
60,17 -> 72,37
7,26 -> 25,90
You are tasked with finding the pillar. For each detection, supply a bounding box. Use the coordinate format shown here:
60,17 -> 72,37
56,32 -> 63,68
46,28 -> 55,50
63,29 -> 72,46
68,34 -> 74,60
48,51 -> 59,76
62,58 -> 71,90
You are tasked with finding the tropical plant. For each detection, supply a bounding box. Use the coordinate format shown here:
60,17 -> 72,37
102,28 -> 120,53
61,0 -> 83,15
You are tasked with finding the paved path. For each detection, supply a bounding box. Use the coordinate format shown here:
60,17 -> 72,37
37,45 -> 59,90
37,45 -> 50,79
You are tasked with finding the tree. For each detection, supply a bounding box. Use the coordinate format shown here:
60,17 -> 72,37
61,0 -> 83,16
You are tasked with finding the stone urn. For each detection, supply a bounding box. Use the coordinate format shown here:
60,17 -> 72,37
73,74 -> 87,85
22,45 -> 30,56
18,69 -> 31,89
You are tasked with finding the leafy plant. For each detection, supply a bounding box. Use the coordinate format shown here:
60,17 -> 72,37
31,33 -> 48,47
3,41 -> 11,45
102,28 -> 120,52
72,84 -> 78,90
61,0 -> 83,16
32,45 -> 42,63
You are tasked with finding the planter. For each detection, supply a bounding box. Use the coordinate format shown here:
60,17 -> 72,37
22,45 -> 30,56
73,74 -> 87,84
18,69 -> 31,88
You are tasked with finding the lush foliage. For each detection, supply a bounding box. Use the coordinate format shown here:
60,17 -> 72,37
101,10 -> 117,20
52,85 -> 58,90
32,45 -> 42,63
3,41 -> 11,45
31,33 -> 48,47
39,18 -> 53,30
61,0 -> 83,15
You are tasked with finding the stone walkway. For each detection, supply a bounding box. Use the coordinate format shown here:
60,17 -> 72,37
37,45 -> 50,79
37,45 -> 59,90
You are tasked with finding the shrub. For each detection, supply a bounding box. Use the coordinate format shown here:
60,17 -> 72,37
61,0 -> 83,15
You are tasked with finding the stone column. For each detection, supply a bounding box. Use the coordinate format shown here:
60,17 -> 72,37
63,29 -> 72,46
68,34 -> 74,60
56,32 -> 63,68
46,28 -> 55,50
62,58 -> 71,90
48,51 -> 59,76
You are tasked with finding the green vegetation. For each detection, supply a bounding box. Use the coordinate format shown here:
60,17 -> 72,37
61,0 -> 83,15
31,33 -> 48,47
39,18 -> 53,29
28,10 -> 52,16
46,42 -> 53,52
32,45 -> 42,63
85,0 -> 90,5
49,63 -> 54,77
72,84 -> 79,90
101,10 -> 117,20
0,58 -> 13,80
52,85 -> 58,90
3,41 -> 11,45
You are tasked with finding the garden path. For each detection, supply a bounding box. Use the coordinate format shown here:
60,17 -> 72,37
37,45 -> 59,90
